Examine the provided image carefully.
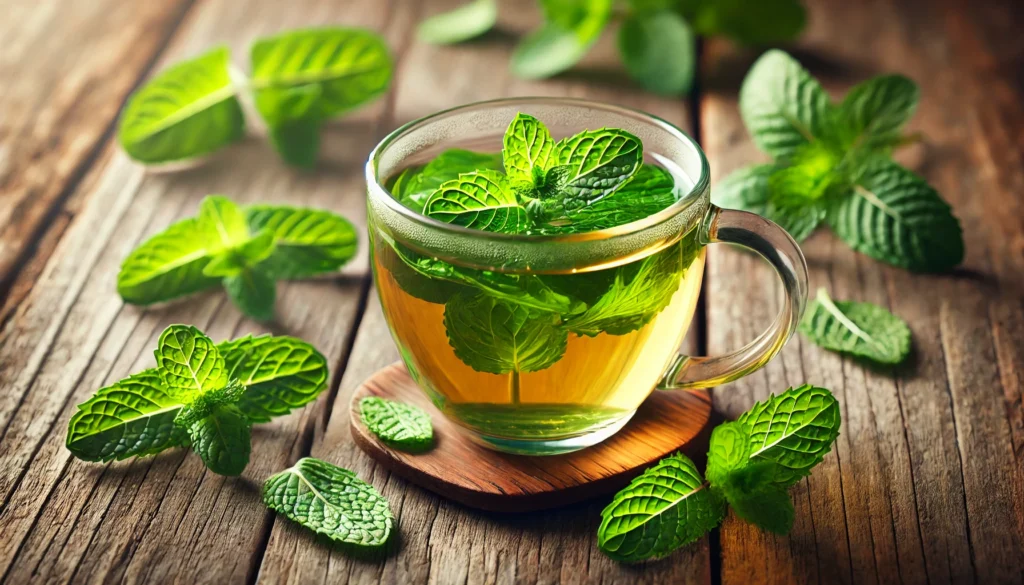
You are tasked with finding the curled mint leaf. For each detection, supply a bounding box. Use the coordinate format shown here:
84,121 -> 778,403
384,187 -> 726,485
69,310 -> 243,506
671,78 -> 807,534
184,403 -> 252,476
155,325 -> 227,401
118,47 -> 244,164
417,0 -> 497,44
503,113 -> 557,186
598,453 -> 725,562
800,287 -> 911,364
66,369 -> 187,462
618,11 -> 695,95
443,292 -> 567,374
827,158 -> 963,272
263,457 -> 393,546
359,397 -> 434,451
546,128 -> 643,211
423,170 -> 530,233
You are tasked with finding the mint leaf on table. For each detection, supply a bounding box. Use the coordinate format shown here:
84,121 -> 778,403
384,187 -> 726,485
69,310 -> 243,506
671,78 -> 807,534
250,28 -> 393,167
714,164 -> 826,243
423,170 -> 530,233
359,397 -> 434,451
217,335 -> 329,422
598,454 -> 726,563
503,113 -> 557,187
183,403 -> 252,476
800,288 -> 911,364
680,0 -> 806,45
66,370 -> 188,462
118,47 -> 244,164
155,325 -> 228,401
443,292 -> 567,374
826,158 -> 964,272
511,0 -> 612,79
223,268 -> 277,321
417,0 -> 498,44
618,11 -> 695,96
244,205 -> 358,279
263,457 -> 393,547
837,75 -> 919,152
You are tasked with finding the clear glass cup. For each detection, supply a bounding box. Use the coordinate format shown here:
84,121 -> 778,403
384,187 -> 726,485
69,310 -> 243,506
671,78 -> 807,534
366,97 -> 808,455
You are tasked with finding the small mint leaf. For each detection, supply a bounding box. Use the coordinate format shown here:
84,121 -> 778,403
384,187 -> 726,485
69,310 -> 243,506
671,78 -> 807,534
549,128 -> 643,211
224,268 -> 276,321
503,113 -> 557,186
423,170 -> 530,233
185,403 -> 251,476
359,397 -> 434,451
174,379 -> 246,428
155,325 -> 227,401
618,11 -> 694,95
417,0 -> 497,45
838,74 -> 919,151
713,164 -> 824,242
800,287 -> 911,364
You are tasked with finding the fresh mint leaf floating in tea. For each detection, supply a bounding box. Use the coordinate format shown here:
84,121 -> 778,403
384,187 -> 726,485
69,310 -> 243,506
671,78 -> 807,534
716,49 -> 964,272
598,385 -> 840,562
417,0 -> 498,44
66,325 -> 329,476
359,397 -> 434,451
118,195 -> 356,320
389,149 -> 504,213
118,28 -> 393,168
262,457 -> 393,547
423,170 -> 531,233
800,288 -> 911,365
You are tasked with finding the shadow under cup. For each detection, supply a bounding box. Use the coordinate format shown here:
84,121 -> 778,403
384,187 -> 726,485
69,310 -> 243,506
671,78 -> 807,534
365,98 -> 716,456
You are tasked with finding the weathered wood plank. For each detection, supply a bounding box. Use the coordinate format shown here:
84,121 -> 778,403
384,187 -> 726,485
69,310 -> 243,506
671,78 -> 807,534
702,0 -> 1024,583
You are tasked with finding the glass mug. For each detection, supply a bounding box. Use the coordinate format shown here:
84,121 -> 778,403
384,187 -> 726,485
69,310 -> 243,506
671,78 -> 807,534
366,98 -> 808,455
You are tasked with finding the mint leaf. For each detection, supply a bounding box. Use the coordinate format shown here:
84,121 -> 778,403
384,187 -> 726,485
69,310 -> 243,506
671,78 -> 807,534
838,75 -> 919,151
443,292 -> 567,374
726,483 -> 795,535
737,384 -> 841,487
174,379 -> 246,428
393,149 -> 504,212
598,454 -> 725,562
503,113 -> 557,186
245,205 -> 358,279
202,230 -> 277,278
224,268 -> 276,321
546,128 -> 643,211
418,0 -> 497,44
827,158 -> 963,272
250,28 -> 392,167
618,11 -> 695,95
118,47 -> 244,164
217,335 -> 329,422
423,170 -> 530,233
263,457 -> 393,546
705,420 -> 753,487
196,195 -> 251,248
800,288 -> 911,364
713,164 -> 824,242
511,0 -> 611,79
66,369 -> 187,462
682,0 -> 806,45
359,397 -> 434,451
183,403 -> 252,476
739,50 -> 833,160
541,164 -> 678,233
155,325 -> 228,401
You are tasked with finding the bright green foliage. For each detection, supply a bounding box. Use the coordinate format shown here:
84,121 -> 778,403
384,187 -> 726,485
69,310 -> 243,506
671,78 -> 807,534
598,454 -> 725,562
119,47 -> 244,164
726,483 -> 795,535
66,370 -> 187,462
618,11 -> 695,96
443,292 -> 567,374
174,380 -> 246,428
423,170 -> 530,233
511,0 -> 612,79
503,113 -> 557,186
184,403 -> 252,476
245,205 -> 358,279
838,75 -> 919,151
390,149 -> 504,213
800,288 -> 912,364
417,0 -> 498,44
262,457 -> 393,546
714,164 -> 826,242
678,0 -> 806,45
549,128 -> 643,210
359,397 -> 434,451
224,268 -> 276,321
251,28 -> 393,167
156,325 -> 227,400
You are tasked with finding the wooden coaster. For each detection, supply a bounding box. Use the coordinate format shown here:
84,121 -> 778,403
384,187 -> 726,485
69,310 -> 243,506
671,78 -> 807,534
350,362 -> 713,512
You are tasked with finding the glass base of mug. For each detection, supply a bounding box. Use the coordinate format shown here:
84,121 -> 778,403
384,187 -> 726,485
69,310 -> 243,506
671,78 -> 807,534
462,411 -> 635,456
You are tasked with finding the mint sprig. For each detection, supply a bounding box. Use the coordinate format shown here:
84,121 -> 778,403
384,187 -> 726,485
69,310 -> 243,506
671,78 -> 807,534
118,28 -> 393,168
66,325 -> 329,476
117,195 -> 356,320
715,50 -> 964,272
598,384 -> 841,562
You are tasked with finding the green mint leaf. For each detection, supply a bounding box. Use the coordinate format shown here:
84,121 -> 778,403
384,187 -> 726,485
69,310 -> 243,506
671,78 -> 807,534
713,164 -> 824,242
66,369 -> 187,462
417,0 -> 497,44
618,11 -> 695,96
511,0 -> 611,79
838,75 -> 919,151
767,142 -> 840,206
217,334 -> 329,422
173,379 -> 246,428
598,453 -> 725,562
376,241 -> 470,304
737,384 -> 841,487
251,28 -> 392,166
359,397 -> 434,451
503,113 -> 557,186
423,170 -> 530,233
393,149 -> 504,212
739,50 -> 833,160
705,420 -> 752,487
443,292 -> 567,374
800,288 -> 911,364
540,164 -> 678,234
118,47 -> 244,164
726,483 -> 795,535
546,128 -> 643,212
155,325 -> 228,401
202,231 -> 277,278
827,158 -> 964,272
262,457 -> 393,546
224,268 -> 277,321
184,403 -> 252,476
244,205 -> 358,279
564,236 -> 696,336
682,0 -> 805,45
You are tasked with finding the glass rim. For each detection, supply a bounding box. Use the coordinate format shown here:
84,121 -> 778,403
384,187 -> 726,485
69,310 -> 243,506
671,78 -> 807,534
365,96 -> 710,244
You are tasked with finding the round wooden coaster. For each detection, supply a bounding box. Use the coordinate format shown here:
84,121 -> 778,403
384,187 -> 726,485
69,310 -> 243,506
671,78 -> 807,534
350,362 -> 713,512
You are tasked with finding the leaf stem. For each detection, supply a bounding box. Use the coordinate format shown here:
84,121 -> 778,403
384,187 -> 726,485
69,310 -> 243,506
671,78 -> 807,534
510,369 -> 521,405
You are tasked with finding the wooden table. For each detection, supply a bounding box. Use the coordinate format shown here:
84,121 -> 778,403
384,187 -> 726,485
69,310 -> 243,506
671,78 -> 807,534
1,0 -> 1021,583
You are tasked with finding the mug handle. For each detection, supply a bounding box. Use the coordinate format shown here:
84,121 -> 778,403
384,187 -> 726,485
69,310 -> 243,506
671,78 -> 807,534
660,205 -> 809,390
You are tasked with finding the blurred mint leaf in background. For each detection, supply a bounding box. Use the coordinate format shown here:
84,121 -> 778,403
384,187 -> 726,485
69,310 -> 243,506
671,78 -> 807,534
618,11 -> 695,96
417,0 -> 498,44
511,0 -> 613,79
